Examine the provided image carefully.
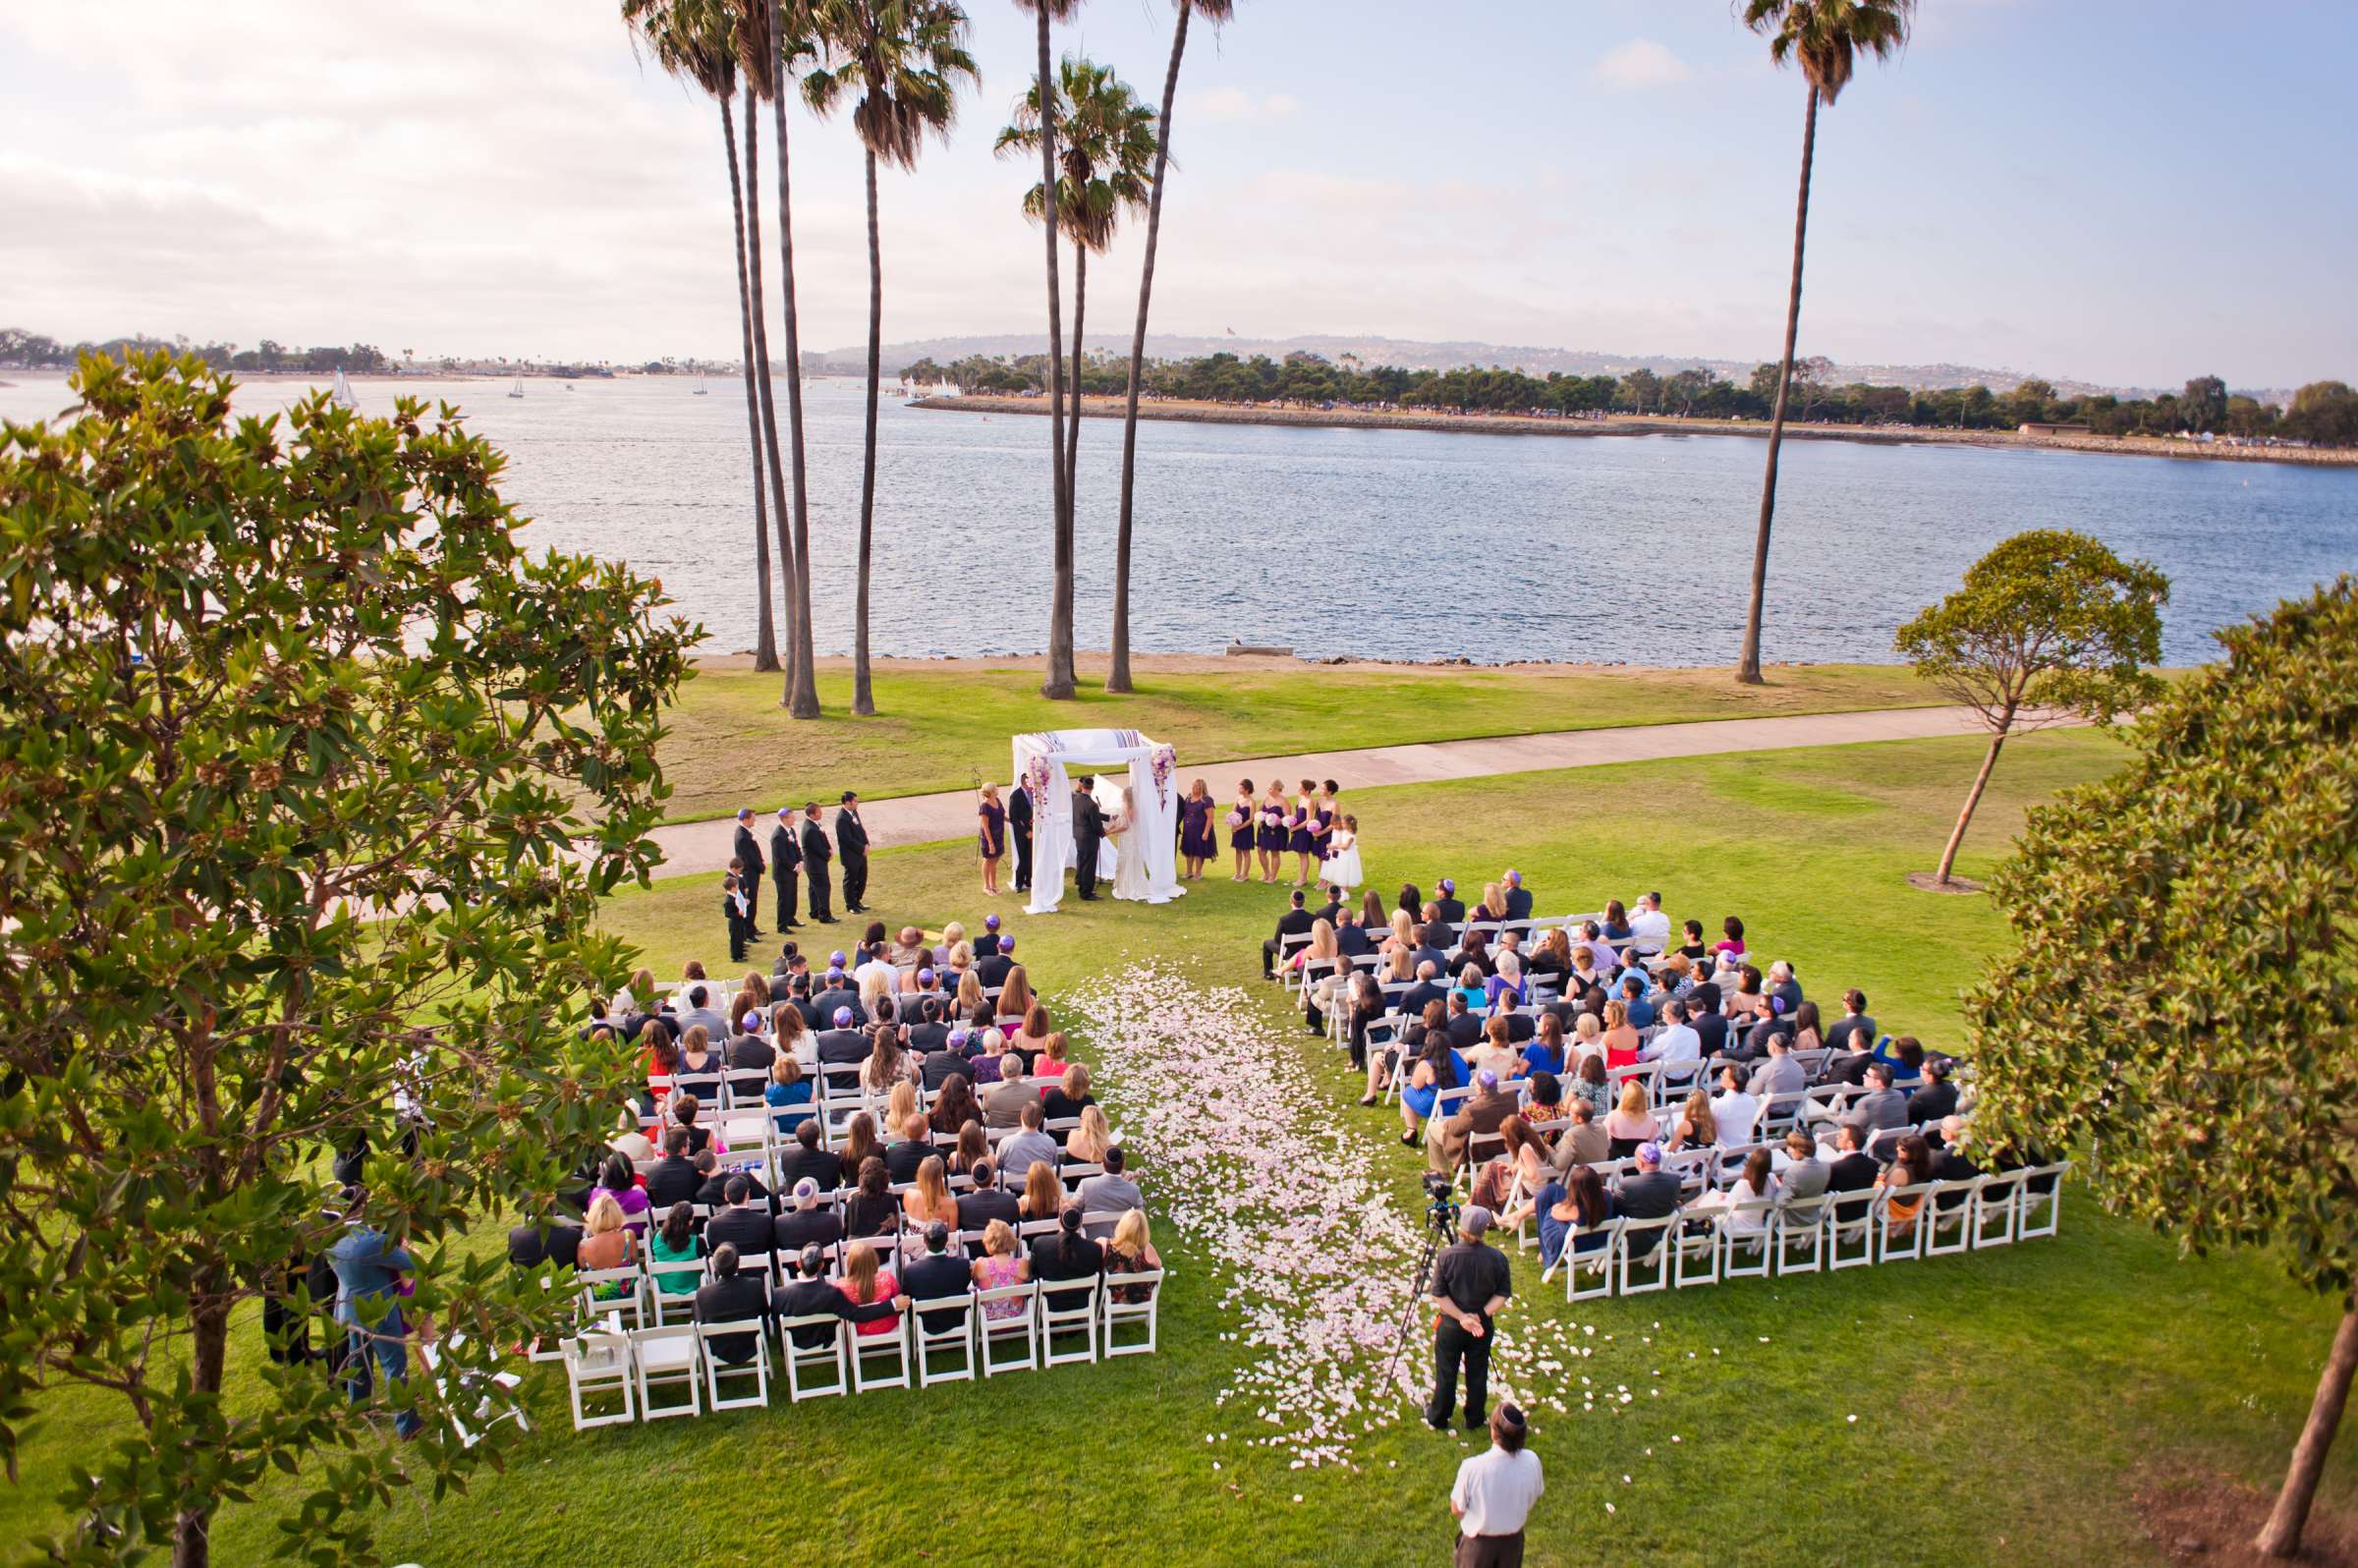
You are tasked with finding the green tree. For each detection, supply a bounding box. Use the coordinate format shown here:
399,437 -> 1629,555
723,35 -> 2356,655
0,353 -> 693,1567
1894,529 -> 2166,886
806,0 -> 977,716
2286,380 -> 2358,447
1963,578 -> 2358,1557
2179,373 -> 2227,433
1106,0 -> 1233,695
1012,0 -> 1085,700
1735,0 -> 1914,685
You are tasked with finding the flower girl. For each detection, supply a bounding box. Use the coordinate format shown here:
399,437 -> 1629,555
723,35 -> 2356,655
1320,813 -> 1364,899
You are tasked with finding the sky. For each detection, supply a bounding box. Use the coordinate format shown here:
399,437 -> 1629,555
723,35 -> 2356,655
3,0 -> 2352,391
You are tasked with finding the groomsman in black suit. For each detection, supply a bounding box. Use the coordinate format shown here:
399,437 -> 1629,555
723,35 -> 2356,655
836,791 -> 870,914
1071,776 -> 1107,901
800,803 -> 835,924
730,809 -> 766,940
1007,781 -> 1035,892
768,807 -> 802,932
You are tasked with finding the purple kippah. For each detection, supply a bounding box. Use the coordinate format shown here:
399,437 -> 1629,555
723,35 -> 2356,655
984,915 -> 1000,930
833,1007 -> 853,1027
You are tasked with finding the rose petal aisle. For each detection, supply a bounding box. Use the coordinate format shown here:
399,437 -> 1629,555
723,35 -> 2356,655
1070,962 -> 1435,1470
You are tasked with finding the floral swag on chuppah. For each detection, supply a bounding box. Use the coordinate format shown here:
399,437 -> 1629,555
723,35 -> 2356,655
1011,729 -> 1187,915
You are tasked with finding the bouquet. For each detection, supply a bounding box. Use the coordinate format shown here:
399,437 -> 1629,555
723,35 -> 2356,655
1225,809 -> 1245,829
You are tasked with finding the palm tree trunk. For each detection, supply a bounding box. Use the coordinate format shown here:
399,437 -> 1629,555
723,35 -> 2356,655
740,84 -> 792,675
1035,5 -> 1075,700
1935,721 -> 2008,884
1737,84 -> 1818,687
1109,2 -> 1192,696
852,146 -> 881,717
770,0 -> 821,720
1064,241 -> 1086,512
2259,1299 -> 2358,1557
720,94 -> 779,678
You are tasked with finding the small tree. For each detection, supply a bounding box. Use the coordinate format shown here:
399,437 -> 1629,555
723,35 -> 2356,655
1964,578 -> 2358,1557
1895,529 -> 2167,886
0,354 -> 695,1566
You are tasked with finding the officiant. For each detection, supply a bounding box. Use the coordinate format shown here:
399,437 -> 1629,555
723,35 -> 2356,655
1071,776 -> 1107,902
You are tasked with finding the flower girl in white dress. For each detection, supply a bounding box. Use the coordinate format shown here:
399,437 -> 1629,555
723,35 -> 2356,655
1320,813 -> 1364,899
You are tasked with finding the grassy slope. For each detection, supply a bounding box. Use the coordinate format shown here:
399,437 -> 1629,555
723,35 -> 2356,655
8,728 -> 2345,1566
644,661 -> 1939,823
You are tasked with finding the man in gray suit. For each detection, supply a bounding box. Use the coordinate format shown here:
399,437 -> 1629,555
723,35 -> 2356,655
676,983 -> 730,1045
1075,1146 -> 1144,1240
995,1101 -> 1060,1189
1746,1033 -> 1807,1099
1842,1062 -> 1910,1150
981,1053 -> 1033,1129
1774,1128 -> 1830,1205
1547,1098 -> 1610,1175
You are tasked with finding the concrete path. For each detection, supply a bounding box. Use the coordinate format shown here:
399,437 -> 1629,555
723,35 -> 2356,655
647,704 -> 2013,879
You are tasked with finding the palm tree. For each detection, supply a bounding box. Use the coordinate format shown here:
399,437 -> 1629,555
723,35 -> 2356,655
738,0 -> 825,714
1734,0 -> 1912,685
996,58 -> 1155,516
624,0 -> 785,673
806,0 -> 978,716
1106,0 -> 1230,695
1012,0 -> 1084,700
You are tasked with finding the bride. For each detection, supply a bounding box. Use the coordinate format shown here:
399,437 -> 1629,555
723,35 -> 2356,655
1095,778 -> 1151,901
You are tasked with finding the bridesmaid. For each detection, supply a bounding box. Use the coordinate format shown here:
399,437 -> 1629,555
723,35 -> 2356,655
1310,777 -> 1340,873
1257,779 -> 1289,883
1289,777 -> 1319,887
1178,779 -> 1216,880
1229,777 -> 1257,881
977,784 -> 1006,896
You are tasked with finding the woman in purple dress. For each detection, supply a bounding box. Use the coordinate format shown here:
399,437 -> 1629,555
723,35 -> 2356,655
977,784 -> 1007,896
1288,777 -> 1319,887
1178,779 -> 1216,880
1256,779 -> 1289,883
1229,778 -> 1258,882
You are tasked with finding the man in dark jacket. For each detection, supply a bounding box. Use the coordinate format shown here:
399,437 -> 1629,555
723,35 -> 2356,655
976,939 -> 1019,991
1070,777 -> 1106,901
800,803 -> 835,924
773,1244 -> 899,1347
775,1179 -> 846,1254
768,807 -> 802,932
835,791 -> 870,914
774,1123 -> 840,1193
644,1126 -> 702,1209
1433,878 -> 1467,925
1263,889 -> 1316,979
1007,783 -> 1034,892
704,1175 -> 775,1257
901,1222 -> 975,1332
694,1244 -> 772,1365
1501,869 -> 1533,922
730,808 -> 766,940
954,1158 -> 1021,1241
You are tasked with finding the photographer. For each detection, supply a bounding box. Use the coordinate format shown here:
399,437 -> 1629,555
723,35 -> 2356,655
1425,1204 -> 1512,1432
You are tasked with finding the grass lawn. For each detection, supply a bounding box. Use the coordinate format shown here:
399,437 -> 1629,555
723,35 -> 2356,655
641,659 -> 1941,823
9,726 -> 2347,1566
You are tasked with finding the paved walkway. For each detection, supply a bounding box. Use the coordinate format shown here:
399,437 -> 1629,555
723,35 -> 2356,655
646,704 -> 2012,878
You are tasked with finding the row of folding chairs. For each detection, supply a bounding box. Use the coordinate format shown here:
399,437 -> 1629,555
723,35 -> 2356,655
1276,910 -> 1600,993
1535,1163 -> 2071,1302
562,1271 -> 1163,1428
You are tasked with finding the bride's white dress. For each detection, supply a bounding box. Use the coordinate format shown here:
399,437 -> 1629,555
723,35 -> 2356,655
1098,784 -> 1151,901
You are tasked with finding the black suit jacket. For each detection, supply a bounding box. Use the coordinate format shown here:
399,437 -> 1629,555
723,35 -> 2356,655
696,1170 -> 770,1211
1071,791 -> 1106,844
885,1140 -> 932,1184
733,823 -> 764,880
800,818 -> 832,870
1826,1152 -> 1881,1215
694,1273 -> 771,1363
645,1155 -> 701,1210
1313,901 -> 1343,929
1398,981 -> 1446,1020
902,1254 -> 975,1329
769,822 -> 801,876
1271,908 -> 1316,945
919,1049 -> 969,1091
975,953 -> 1016,989
815,1028 -> 869,1065
1435,897 -> 1467,924
775,1146 -> 842,1193
955,1187 -> 1020,1236
1503,888 -> 1533,921
1006,786 -> 1033,838
770,1278 -> 896,1347
1336,923 -> 1374,958
836,809 -> 869,859
705,1205 -> 775,1258
774,1206 -> 843,1255
727,1034 -> 775,1074
1028,1233 -> 1104,1304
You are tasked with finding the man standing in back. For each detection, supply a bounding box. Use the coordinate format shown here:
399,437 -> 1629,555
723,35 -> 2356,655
731,808 -> 766,942
800,802 -> 835,924
1007,778 -> 1035,893
768,806 -> 802,933
1451,1404 -> 1544,1568
835,790 -> 870,915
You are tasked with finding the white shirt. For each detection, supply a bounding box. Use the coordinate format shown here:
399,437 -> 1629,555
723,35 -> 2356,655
855,957 -> 900,996
1452,1445 -> 1544,1538
1712,1089 -> 1763,1146
1629,907 -> 1673,952
1642,1022 -> 1701,1067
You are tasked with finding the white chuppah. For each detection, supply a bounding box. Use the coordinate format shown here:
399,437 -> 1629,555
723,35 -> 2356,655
1014,729 -> 1186,915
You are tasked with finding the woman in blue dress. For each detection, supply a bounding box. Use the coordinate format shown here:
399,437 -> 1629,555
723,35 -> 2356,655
1397,1026 -> 1470,1148
1178,778 -> 1216,880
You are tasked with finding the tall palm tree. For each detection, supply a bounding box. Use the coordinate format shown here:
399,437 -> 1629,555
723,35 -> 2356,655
996,58 -> 1155,514
806,0 -> 978,716
1734,0 -> 1912,685
1012,0 -> 1084,700
738,0 -> 825,712
624,0 -> 784,672
1106,0 -> 1230,695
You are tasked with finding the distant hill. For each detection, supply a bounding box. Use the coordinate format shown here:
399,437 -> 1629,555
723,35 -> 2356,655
805,330 -> 2193,401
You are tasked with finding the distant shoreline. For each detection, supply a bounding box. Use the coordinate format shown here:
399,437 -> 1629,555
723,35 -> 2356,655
913,393 -> 2358,469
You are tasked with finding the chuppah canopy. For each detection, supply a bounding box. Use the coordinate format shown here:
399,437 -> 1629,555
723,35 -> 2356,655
1013,728 -> 1184,915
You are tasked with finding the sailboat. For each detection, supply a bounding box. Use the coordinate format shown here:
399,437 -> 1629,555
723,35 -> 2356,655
329,367 -> 359,410
508,377 -> 525,399
693,371 -> 708,396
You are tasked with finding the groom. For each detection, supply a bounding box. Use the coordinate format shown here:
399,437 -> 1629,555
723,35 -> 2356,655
1071,775 -> 1107,902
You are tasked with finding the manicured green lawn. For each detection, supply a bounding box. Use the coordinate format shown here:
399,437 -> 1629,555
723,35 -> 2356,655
641,660 -> 1940,823
10,727 -> 2346,1566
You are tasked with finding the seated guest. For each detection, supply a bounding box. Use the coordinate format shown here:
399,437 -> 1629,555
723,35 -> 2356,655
1528,1164 -> 1611,1270
1579,921 -> 1618,976
1881,1034 -> 1929,1087
996,1101 -> 1061,1190
1842,1063 -> 1910,1147
647,1202 -> 705,1303
1788,999 -> 1824,1054
1909,1057 -> 1959,1124
1398,1031 -> 1471,1148
1603,1080 -> 1656,1159
1686,984 -> 1730,1062
1773,1128 -> 1831,1205
901,1222 -> 975,1330
1611,1143 -> 1682,1223
1101,1209 -> 1162,1300
1429,1067 -> 1516,1176
1467,1015 -> 1520,1082
1029,1205 -> 1105,1309
1616,973 -> 1656,1031
1501,869 -> 1533,923
1877,1135 -> 1937,1241
1010,1002 -> 1054,1060
971,1220 -> 1030,1315
1664,1089 -> 1717,1152
688,1148 -> 732,1209
1042,1061 -> 1096,1124
949,1119 -> 991,1177
1932,1116 -> 1983,1186
1526,926 -> 1572,985
982,1054 -> 1033,1129
905,1154 -> 959,1230
1443,993 -> 1484,1051
1520,1012 -> 1566,1080
775,1177 -> 844,1256
1564,1049 -> 1611,1119
1066,1104 -> 1114,1165
1263,889 -> 1315,980
1449,965 -> 1488,1014
775,1120 -> 840,1193
991,958 -> 1034,1023
1766,959 -> 1804,1019
1746,1031 -> 1807,1100
814,1006 -> 868,1065
1548,1097 -> 1610,1173
1669,920 -> 1709,967
1690,1147 -> 1777,1236
905,996 -> 952,1055
643,1126 -> 701,1210
885,1113 -> 934,1184
1627,891 -> 1671,957
921,1025 -> 974,1092
1711,1063 -> 1763,1147
956,1158 -> 1021,1236
1824,1123 -> 1881,1218
1018,1158 -> 1064,1222
1398,961 -> 1448,1023
598,1150 -> 656,1232
576,1191 -> 639,1289
693,1243 -> 770,1364
835,1240 -> 902,1338
1469,1114 -> 1548,1214
704,1174 -> 774,1257
1433,878 -> 1466,926
1076,1145 -> 1144,1238
1639,998 -> 1699,1083
929,1075 -> 981,1138
607,1106 -> 655,1163
1335,910 -> 1374,959
841,1156 -> 898,1240
1824,989 -> 1878,1054
1033,1031 -> 1074,1081
1598,999 -> 1642,1070
773,1244 -> 898,1344
836,1112 -> 882,1186
765,1056 -> 814,1133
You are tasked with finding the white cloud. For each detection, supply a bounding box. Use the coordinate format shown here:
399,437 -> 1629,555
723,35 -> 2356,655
1593,39 -> 1694,91
1188,86 -> 1300,123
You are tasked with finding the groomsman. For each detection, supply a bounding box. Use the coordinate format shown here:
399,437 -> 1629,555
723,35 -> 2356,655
730,809 -> 766,940
1007,782 -> 1035,892
800,802 -> 835,924
836,791 -> 870,914
1071,775 -> 1106,902
768,807 -> 802,931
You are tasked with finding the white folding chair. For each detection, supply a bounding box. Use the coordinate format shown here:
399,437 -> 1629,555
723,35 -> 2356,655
851,1303 -> 913,1393
1773,1197 -> 1827,1275
1922,1179 -> 1977,1258
912,1295 -> 980,1386
698,1320 -> 771,1411
1039,1277 -> 1100,1367
1617,1215 -> 1674,1295
645,1257 -> 706,1325
421,1337 -> 529,1450
564,1329 -> 636,1429
2016,1162 -> 2070,1240
1100,1271 -> 1164,1357
977,1282 -> 1039,1375
1562,1222 -> 1621,1303
574,1267 -> 648,1332
632,1323 -> 702,1419
1878,1183 -> 1934,1263
1718,1201 -> 1775,1280
1826,1192 -> 1881,1270
780,1315 -> 850,1400
1970,1168 -> 2028,1249
1671,1212 -> 1720,1289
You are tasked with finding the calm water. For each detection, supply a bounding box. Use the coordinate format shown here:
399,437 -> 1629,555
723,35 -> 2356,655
6,371 -> 2351,666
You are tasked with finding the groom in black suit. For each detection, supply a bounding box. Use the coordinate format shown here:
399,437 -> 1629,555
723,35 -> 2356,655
1071,775 -> 1106,902
1008,782 -> 1035,892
